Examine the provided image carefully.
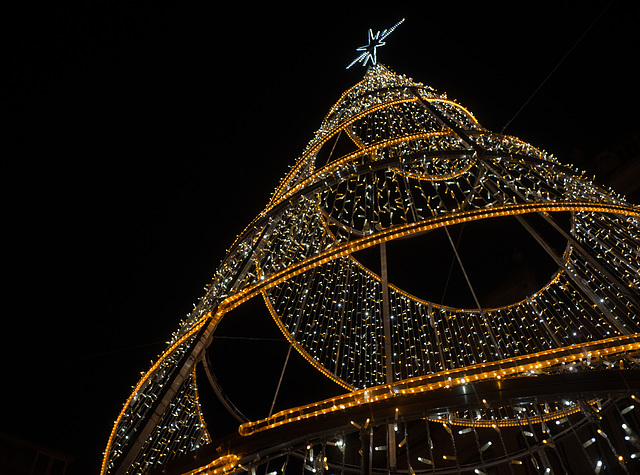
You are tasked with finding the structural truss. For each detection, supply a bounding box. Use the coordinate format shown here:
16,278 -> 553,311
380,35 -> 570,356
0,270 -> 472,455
103,64 -> 640,475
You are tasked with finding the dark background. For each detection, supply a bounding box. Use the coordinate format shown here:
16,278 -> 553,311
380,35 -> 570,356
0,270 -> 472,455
5,1 -> 640,473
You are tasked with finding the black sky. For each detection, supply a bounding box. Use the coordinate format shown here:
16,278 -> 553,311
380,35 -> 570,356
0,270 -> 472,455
5,2 -> 640,473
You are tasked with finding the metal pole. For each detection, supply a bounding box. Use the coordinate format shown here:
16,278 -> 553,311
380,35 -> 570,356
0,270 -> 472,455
379,241 -> 397,470
268,343 -> 293,417
442,226 -> 504,359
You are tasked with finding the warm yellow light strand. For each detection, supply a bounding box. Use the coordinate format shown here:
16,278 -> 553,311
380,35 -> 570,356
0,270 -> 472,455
239,334 -> 639,436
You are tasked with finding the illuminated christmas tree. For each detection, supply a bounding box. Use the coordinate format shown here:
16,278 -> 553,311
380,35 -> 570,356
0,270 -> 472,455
103,22 -> 640,475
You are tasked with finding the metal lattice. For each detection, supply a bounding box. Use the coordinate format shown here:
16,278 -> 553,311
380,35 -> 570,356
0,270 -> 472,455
103,64 -> 640,475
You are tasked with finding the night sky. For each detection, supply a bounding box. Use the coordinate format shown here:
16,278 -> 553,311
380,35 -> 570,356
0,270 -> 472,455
6,2 -> 640,473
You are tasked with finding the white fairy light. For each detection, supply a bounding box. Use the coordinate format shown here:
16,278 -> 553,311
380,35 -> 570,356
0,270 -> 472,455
346,19 -> 405,69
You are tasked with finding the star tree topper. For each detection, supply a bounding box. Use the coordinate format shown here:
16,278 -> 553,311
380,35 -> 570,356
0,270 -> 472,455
346,18 -> 405,69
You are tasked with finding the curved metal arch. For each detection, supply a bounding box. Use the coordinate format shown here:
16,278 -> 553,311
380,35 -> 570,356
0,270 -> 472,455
323,70 -> 424,125
219,202 -> 640,317
262,289 -> 355,391
272,96 -> 423,202
273,88 -> 486,207
201,352 -> 249,423
261,147 -> 581,235
239,334 -> 640,436
105,62 -> 640,475
223,146 -> 581,281
155,388 -> 637,475
103,315 -> 215,475
186,202 -> 639,397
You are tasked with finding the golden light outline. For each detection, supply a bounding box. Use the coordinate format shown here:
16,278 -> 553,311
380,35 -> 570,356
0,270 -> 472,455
272,92 -> 482,204
219,202 -> 640,319
271,96 -> 420,202
265,209 -> 567,391
103,60 -> 640,473
274,130 -> 455,206
238,334 -> 640,436
180,454 -> 238,475
104,202 -> 639,472
101,316 -> 212,475
323,72 -> 392,120
229,101 -> 550,257
323,69 -> 479,126
261,290 -> 355,391
349,253 -> 566,314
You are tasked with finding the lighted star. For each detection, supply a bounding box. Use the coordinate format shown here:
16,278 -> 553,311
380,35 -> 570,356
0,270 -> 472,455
346,18 -> 405,69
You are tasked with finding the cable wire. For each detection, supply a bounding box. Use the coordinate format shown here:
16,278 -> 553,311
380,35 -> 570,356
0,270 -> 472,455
500,0 -> 615,136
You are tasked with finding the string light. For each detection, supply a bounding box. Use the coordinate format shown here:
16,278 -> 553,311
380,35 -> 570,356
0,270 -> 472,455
103,62 -> 640,475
